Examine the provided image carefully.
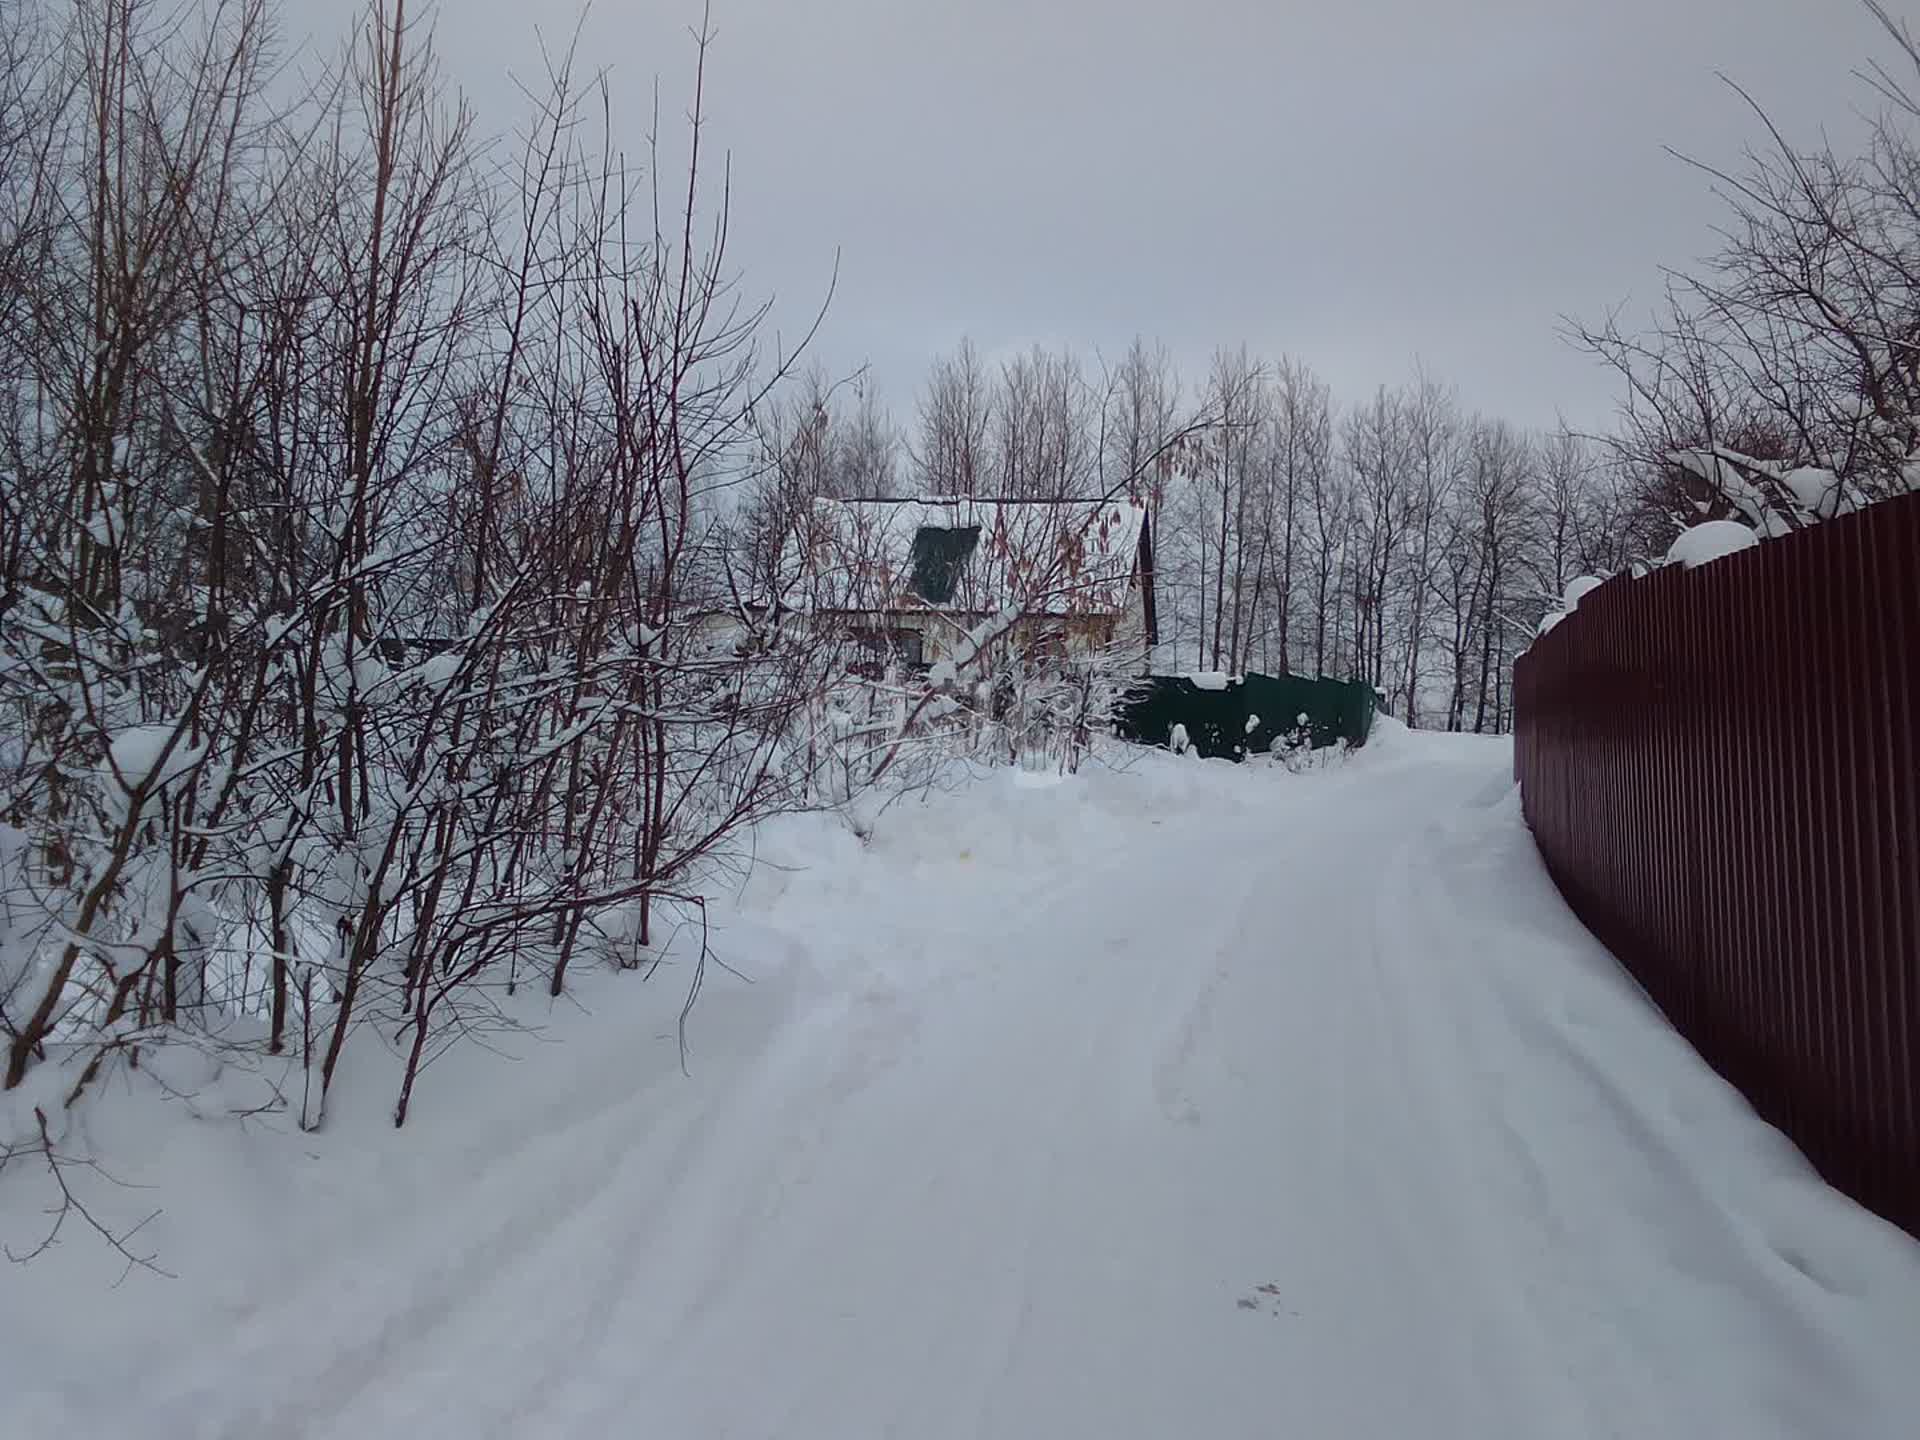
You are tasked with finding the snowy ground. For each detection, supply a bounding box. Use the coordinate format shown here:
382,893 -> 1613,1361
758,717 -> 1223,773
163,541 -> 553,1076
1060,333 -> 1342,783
6,726 -> 1919,1438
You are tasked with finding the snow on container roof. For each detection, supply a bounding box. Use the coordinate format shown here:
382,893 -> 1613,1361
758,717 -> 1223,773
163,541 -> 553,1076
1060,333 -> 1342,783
805,497 -> 1147,616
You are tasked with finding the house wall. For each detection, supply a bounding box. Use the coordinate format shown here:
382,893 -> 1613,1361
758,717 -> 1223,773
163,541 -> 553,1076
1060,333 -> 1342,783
681,596 -> 1152,672
794,590 -> 1149,675
1109,586 -> 1151,674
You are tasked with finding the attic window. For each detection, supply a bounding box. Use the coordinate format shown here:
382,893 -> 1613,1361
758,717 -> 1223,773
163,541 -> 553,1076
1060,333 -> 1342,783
908,524 -> 980,604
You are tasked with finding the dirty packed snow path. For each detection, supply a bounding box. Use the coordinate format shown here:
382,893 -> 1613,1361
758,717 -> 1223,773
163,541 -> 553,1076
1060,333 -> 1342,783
7,728 -> 1919,1438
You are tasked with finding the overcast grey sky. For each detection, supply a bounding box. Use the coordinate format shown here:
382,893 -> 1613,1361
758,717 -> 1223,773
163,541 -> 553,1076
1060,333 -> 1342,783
307,1 -> 1893,430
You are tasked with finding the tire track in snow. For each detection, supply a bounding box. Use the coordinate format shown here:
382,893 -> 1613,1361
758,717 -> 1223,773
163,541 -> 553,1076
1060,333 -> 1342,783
130,971 -> 856,1439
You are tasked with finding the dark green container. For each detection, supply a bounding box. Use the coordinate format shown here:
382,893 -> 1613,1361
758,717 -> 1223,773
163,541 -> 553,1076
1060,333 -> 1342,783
1114,671 -> 1375,760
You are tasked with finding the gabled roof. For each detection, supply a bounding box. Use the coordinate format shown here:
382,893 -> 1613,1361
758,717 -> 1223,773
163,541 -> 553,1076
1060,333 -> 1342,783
804,497 -> 1148,617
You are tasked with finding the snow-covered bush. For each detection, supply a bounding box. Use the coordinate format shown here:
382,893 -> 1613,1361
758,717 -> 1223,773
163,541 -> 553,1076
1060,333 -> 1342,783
809,620 -> 1147,823
0,0 -> 836,1138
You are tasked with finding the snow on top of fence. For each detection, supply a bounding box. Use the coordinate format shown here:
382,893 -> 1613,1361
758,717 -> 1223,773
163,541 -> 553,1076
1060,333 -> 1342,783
1564,576 -> 1606,607
1535,524 -> 1764,642
1535,575 -> 1608,638
1665,520 -> 1761,570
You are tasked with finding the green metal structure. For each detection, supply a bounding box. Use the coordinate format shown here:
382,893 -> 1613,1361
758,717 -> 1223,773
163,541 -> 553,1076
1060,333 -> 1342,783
1114,672 -> 1377,760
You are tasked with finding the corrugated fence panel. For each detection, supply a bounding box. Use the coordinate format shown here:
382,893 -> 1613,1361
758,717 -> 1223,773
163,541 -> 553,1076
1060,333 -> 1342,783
1882,500 -> 1920,1192
1513,492 -> 1920,1240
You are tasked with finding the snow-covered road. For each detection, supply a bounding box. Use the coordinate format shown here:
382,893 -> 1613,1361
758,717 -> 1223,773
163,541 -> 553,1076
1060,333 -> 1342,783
10,729 -> 1920,1437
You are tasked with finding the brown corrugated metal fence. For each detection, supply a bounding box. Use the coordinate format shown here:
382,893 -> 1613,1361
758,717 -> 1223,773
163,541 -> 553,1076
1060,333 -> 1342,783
1513,492 -> 1920,1239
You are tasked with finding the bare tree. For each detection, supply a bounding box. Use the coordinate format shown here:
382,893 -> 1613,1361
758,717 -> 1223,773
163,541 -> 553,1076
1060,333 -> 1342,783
1576,1 -> 1920,540
915,338 -> 993,497
0,0 -> 837,1137
1342,386 -> 1414,693
1300,403 -> 1350,680
992,345 -> 1099,501
1258,358 -> 1331,675
1464,419 -> 1538,733
1392,376 -> 1465,725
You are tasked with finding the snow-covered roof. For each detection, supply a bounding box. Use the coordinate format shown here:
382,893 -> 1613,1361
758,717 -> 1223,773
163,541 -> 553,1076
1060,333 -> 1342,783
804,497 -> 1148,617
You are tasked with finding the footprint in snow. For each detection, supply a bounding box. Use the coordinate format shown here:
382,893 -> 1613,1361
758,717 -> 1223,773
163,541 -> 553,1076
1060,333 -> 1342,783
1236,1283 -> 1298,1318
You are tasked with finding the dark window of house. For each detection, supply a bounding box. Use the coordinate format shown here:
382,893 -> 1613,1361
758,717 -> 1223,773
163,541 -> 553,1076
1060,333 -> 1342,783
850,625 -> 926,672
908,525 -> 981,604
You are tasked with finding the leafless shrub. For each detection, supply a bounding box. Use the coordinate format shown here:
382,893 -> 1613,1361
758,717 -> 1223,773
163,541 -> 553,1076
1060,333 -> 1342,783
0,0 -> 838,1149
1575,0 -> 1920,532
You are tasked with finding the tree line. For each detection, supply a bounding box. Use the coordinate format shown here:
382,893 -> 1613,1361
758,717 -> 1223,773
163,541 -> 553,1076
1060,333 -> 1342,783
739,341 -> 1646,734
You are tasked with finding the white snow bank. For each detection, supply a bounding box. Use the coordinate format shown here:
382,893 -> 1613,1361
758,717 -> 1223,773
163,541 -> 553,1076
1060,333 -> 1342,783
1187,671 -> 1231,691
1667,520 -> 1760,569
